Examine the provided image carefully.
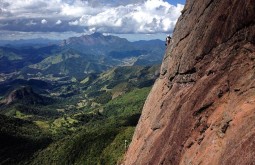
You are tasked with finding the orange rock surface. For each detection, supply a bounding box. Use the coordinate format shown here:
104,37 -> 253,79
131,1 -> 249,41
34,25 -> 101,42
124,0 -> 255,164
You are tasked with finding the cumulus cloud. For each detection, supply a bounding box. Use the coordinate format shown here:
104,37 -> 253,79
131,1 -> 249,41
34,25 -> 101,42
41,19 -> 48,24
69,20 -> 79,26
0,0 -> 184,38
56,20 -> 62,25
77,0 -> 184,33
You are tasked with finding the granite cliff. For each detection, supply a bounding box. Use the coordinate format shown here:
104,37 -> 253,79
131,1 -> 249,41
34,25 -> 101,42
124,0 -> 255,164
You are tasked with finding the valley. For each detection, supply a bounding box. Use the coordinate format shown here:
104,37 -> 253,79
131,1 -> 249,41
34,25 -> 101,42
0,33 -> 163,164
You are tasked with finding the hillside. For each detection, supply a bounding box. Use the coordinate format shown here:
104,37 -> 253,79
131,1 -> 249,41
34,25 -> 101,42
0,45 -> 58,73
2,86 -> 52,105
29,87 -> 151,165
0,65 -> 159,164
124,0 -> 255,164
0,114 -> 52,165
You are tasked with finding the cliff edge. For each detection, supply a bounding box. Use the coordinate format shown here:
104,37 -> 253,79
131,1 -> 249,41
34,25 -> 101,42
124,0 -> 255,164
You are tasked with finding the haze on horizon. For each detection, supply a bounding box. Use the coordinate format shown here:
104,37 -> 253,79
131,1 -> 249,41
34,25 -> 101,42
0,0 -> 185,41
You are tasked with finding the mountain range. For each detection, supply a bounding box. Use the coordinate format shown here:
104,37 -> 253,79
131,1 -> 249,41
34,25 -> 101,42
0,38 -> 61,47
0,33 -> 164,81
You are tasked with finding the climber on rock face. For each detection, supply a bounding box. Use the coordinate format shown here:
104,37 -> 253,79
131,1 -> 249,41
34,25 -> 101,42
165,34 -> 171,46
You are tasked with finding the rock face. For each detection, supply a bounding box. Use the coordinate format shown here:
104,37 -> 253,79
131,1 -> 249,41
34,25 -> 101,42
124,0 -> 255,164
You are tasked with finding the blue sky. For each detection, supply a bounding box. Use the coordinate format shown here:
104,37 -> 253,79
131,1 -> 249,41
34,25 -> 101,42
0,0 -> 186,41
166,0 -> 186,5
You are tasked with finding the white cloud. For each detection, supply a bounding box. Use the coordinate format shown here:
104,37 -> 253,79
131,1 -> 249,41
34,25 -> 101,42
26,20 -> 37,26
41,19 -> 47,24
60,3 -> 86,17
0,0 -> 184,34
56,20 -> 62,24
78,0 -> 184,33
69,20 -> 79,26
89,27 -> 96,33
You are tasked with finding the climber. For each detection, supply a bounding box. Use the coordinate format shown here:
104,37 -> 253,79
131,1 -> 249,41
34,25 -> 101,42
165,34 -> 171,46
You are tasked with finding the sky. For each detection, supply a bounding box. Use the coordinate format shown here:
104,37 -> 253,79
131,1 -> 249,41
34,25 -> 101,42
0,0 -> 186,41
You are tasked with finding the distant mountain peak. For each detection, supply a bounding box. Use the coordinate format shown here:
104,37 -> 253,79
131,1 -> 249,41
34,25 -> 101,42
62,32 -> 129,47
91,32 -> 104,37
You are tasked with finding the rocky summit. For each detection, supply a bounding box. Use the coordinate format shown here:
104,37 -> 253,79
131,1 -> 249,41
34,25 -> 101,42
124,0 -> 255,164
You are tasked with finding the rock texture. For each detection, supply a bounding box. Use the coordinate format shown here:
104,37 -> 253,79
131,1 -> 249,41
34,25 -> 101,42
124,0 -> 255,164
